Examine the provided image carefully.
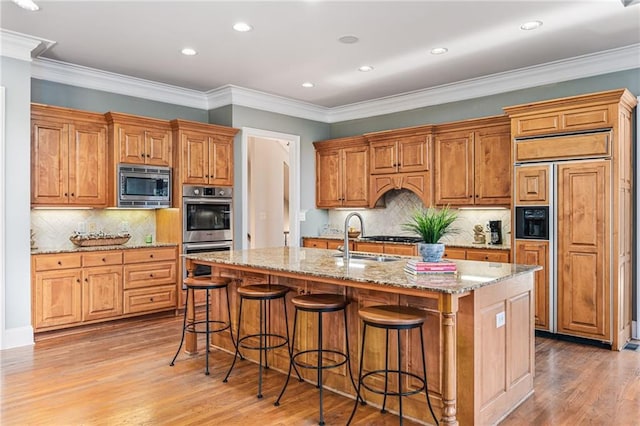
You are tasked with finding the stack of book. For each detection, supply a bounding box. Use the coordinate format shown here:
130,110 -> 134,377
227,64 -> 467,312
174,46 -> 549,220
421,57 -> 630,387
404,259 -> 458,275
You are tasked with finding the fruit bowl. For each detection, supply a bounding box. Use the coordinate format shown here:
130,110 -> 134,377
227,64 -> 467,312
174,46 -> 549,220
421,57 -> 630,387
348,231 -> 361,239
69,233 -> 131,247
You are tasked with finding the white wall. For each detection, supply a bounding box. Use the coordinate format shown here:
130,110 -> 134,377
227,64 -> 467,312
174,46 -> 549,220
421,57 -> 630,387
1,56 -> 34,348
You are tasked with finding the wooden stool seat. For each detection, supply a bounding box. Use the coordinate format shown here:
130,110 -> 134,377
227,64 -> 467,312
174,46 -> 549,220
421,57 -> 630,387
184,275 -> 231,289
291,293 -> 348,312
359,305 -> 426,328
236,284 -> 289,299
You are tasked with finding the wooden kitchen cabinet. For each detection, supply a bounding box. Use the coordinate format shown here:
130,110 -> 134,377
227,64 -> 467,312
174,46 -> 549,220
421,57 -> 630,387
515,165 -> 549,205
302,238 -> 353,251
314,136 -> 369,208
31,104 -> 108,207
434,116 -> 511,206
444,246 -> 510,262
515,240 -> 549,330
123,247 -> 178,314
106,112 -> 172,167
32,251 -> 122,331
171,119 -> 239,187
365,125 -> 433,207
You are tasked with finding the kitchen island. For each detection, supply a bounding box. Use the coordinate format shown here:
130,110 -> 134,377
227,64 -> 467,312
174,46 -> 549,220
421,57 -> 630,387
184,247 -> 539,426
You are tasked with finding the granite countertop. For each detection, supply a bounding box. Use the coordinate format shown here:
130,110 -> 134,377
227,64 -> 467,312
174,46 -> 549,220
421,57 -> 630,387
31,242 -> 177,255
184,247 -> 538,295
303,235 -> 511,250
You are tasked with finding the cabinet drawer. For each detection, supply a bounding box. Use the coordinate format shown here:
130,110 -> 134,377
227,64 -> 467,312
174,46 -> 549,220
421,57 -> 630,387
354,242 -> 384,253
34,253 -> 82,271
124,285 -> 176,314
384,244 -> 416,256
123,247 -> 176,264
82,251 -> 123,267
443,248 -> 466,260
123,261 -> 177,289
303,239 -> 328,249
466,250 -> 510,263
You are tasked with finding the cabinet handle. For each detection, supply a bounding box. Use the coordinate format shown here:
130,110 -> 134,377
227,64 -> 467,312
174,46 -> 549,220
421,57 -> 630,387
57,261 -> 62,265
102,258 -> 106,262
150,254 -> 154,258
64,193 -> 68,197
149,274 -> 154,278
71,193 -> 74,197
140,153 -> 144,158
84,278 -> 88,282
149,297 -> 154,302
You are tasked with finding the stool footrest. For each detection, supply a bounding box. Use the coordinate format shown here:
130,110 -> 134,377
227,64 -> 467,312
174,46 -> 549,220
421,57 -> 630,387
238,333 -> 288,351
292,349 -> 348,370
185,319 -> 231,335
360,369 -> 425,398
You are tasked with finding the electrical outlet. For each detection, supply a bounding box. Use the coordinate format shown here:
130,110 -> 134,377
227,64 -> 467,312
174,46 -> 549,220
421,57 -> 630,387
496,311 -> 506,328
299,210 -> 307,221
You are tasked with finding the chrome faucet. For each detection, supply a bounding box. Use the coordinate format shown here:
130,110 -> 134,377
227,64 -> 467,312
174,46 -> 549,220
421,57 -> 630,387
344,212 -> 365,260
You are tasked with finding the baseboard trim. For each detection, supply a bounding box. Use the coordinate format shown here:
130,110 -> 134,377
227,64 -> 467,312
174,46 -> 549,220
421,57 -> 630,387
2,325 -> 34,350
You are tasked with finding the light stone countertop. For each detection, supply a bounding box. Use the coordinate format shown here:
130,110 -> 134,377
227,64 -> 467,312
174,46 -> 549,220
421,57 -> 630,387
31,242 -> 177,255
184,247 -> 538,295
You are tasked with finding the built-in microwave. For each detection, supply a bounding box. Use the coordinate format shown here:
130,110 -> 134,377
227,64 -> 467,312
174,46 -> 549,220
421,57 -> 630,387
118,164 -> 171,208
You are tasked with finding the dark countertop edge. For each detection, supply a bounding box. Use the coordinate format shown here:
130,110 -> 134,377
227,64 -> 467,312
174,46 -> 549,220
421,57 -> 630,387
31,242 -> 178,255
302,235 -> 511,250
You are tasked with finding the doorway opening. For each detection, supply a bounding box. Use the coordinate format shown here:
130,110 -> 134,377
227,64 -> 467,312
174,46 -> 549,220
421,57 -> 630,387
241,127 -> 300,249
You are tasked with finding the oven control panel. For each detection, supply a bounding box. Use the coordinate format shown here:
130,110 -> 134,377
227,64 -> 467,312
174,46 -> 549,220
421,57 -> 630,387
183,185 -> 232,198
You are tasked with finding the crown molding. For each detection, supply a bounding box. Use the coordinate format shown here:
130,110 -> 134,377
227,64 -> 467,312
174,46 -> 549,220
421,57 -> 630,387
0,29 -> 54,62
328,43 -> 640,123
24,42 -> 640,124
31,57 -> 208,110
206,85 -> 329,122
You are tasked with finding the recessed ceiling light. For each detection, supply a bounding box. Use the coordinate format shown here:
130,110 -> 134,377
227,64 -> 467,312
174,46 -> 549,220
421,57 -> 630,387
520,20 -> 543,30
358,65 -> 374,72
302,82 -> 315,88
430,47 -> 448,55
338,35 -> 359,44
11,0 -> 39,11
233,22 -> 253,32
181,48 -> 197,56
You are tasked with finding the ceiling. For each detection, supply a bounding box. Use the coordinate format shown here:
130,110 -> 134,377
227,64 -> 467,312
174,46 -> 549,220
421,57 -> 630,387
1,0 -> 639,109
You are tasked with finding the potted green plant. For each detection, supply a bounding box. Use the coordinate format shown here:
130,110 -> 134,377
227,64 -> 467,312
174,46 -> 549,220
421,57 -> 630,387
403,205 -> 458,262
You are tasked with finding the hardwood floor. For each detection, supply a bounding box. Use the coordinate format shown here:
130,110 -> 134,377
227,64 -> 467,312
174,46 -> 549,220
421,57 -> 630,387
1,315 -> 638,425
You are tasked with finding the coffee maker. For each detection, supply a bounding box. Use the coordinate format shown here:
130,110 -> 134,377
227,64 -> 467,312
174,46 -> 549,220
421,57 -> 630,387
488,220 -> 502,245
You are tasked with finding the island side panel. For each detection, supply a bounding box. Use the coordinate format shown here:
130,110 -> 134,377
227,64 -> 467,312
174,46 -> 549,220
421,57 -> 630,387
472,273 -> 535,425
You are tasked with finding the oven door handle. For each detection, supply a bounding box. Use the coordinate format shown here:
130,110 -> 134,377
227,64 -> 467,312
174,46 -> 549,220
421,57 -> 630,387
183,242 -> 232,251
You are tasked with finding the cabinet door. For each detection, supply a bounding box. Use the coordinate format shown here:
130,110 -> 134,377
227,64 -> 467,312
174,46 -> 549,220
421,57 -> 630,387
443,247 -> 466,260
398,136 -> 429,173
145,129 -> 172,166
557,160 -> 610,340
474,129 -> 511,205
303,238 -> 329,249
181,131 -> 209,184
515,240 -> 549,330
342,146 -> 369,207
82,265 -> 123,321
354,241 -> 384,253
117,124 -> 147,164
209,136 -> 233,186
316,148 -> 342,208
34,269 -> 82,329
31,119 -> 70,205
68,122 -> 108,206
515,165 -> 549,205
369,140 -> 398,174
384,244 -> 416,256
434,131 -> 474,205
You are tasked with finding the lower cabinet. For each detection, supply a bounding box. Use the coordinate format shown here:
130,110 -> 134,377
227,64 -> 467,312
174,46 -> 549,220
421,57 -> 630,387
123,247 -> 177,314
302,237 -> 353,251
32,246 -> 177,333
443,246 -> 510,262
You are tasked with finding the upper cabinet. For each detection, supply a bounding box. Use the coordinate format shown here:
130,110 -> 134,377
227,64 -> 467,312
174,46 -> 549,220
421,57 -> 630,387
314,136 -> 369,208
106,112 -> 172,167
171,119 -> 239,187
31,104 -> 108,207
434,116 -> 511,207
365,125 -> 433,207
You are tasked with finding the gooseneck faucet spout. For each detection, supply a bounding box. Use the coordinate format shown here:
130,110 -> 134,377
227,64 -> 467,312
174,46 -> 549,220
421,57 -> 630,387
344,212 -> 365,260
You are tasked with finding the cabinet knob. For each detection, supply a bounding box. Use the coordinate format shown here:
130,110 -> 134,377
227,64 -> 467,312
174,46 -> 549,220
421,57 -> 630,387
149,274 -> 154,278
469,195 -> 472,198
149,297 -> 154,302
140,153 -> 144,158
57,261 -> 62,265
475,194 -> 479,198
76,278 -> 81,283
102,258 -> 106,262
146,154 -> 150,158
149,254 -> 154,258
84,278 -> 88,282
484,256 -> 489,260
64,193 -> 68,197
70,193 -> 74,197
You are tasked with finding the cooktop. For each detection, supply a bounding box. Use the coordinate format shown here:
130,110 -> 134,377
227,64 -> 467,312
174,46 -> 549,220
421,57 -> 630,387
361,235 -> 423,243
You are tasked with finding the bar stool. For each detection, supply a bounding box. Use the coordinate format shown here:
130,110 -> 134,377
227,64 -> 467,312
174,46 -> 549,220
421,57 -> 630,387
170,275 -> 236,376
274,293 -> 362,425
347,305 -> 439,426
223,283 -> 300,399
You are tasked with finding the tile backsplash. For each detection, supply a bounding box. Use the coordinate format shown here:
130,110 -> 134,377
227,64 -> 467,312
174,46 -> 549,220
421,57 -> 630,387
325,190 -> 511,246
31,209 -> 156,249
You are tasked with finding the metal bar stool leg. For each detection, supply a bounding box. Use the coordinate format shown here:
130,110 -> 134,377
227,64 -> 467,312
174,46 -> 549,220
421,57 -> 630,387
204,289 -> 210,375
225,285 -> 239,354
420,326 -> 439,426
381,329 -> 390,414
347,323 -> 368,425
318,312 -> 324,424
257,299 -> 265,398
274,306 -> 299,406
170,287 -> 190,367
223,296 -> 244,383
